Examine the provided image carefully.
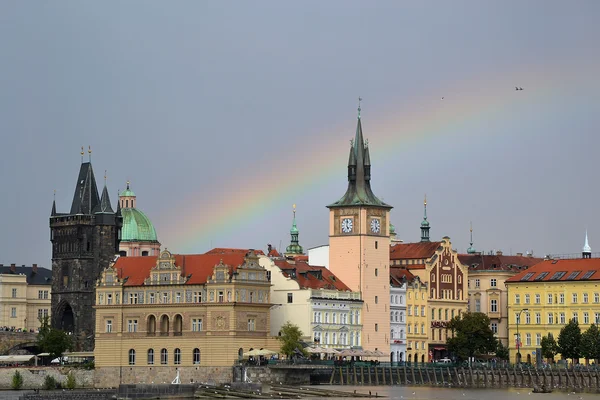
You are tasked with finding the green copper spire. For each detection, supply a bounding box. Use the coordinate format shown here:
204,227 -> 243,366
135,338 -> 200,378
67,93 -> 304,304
467,222 -> 476,254
285,204 -> 304,255
420,195 -> 430,242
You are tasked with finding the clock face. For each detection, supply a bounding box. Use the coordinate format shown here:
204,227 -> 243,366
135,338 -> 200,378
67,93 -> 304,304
370,218 -> 381,234
341,218 -> 353,233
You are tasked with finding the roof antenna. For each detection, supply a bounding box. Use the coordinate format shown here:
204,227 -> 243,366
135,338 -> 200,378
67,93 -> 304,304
88,145 -> 92,162
104,170 -> 107,185
81,146 -> 84,163
358,96 -> 362,119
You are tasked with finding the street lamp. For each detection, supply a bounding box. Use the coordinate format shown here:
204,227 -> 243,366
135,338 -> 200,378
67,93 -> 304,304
515,308 -> 529,365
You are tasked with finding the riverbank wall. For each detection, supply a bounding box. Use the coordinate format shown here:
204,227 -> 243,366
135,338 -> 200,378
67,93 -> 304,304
0,367 -> 93,390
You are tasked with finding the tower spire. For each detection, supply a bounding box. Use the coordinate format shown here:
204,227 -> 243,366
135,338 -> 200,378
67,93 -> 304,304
467,221 -> 476,254
358,96 -> 362,119
51,189 -> 57,216
81,146 -> 84,163
285,204 -> 303,256
583,230 -> 592,258
420,195 -> 430,242
88,146 -> 92,162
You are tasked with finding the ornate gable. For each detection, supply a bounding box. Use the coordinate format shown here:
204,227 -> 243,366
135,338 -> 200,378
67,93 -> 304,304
97,262 -> 123,287
145,249 -> 187,285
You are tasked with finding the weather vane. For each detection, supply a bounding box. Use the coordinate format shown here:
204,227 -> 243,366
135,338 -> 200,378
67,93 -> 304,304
358,96 -> 362,118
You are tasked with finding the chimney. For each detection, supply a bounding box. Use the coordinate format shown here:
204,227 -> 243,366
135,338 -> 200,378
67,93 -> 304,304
267,244 -> 272,253
516,253 -> 523,257
496,251 -> 503,256
10,264 -> 16,273
32,264 -> 38,273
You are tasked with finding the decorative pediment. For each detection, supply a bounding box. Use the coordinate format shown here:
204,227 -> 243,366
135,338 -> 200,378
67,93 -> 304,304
97,262 -> 122,287
145,249 -> 187,285
209,259 -> 231,283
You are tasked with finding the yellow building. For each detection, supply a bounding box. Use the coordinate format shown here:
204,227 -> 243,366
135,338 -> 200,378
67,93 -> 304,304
94,249 -> 279,386
459,251 -> 541,347
0,264 -> 51,331
390,236 -> 469,361
506,256 -> 600,364
403,274 -> 428,363
327,110 -> 392,353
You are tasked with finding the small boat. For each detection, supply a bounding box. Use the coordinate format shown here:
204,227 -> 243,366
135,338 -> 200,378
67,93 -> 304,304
532,386 -> 553,394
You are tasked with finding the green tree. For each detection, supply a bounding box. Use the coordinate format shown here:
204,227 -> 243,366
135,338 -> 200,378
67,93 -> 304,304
11,370 -> 23,390
495,341 -> 509,360
446,312 -> 497,362
580,324 -> 600,364
558,318 -> 582,363
541,333 -> 558,361
37,316 -> 73,362
66,372 -> 76,389
277,321 -> 307,358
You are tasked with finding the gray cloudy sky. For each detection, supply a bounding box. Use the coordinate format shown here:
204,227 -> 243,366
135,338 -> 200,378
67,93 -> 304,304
1,1 -> 599,267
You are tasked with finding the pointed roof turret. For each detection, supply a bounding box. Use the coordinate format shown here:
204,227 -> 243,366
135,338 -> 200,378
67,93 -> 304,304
583,230 -> 592,258
328,101 -> 392,209
70,161 -> 100,215
285,204 -> 304,255
467,222 -> 476,254
51,190 -> 57,216
95,171 -> 115,214
116,190 -> 122,216
420,195 -> 430,242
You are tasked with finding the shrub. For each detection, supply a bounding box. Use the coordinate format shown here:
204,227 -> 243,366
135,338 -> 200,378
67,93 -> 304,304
11,370 -> 24,390
43,375 -> 57,390
66,372 -> 76,389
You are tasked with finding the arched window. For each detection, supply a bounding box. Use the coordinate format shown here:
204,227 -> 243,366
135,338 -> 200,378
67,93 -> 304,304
147,315 -> 156,335
161,348 -> 168,365
174,314 -> 183,336
160,315 -> 169,336
147,349 -> 154,365
128,349 -> 136,365
194,348 -> 201,364
174,348 -> 181,365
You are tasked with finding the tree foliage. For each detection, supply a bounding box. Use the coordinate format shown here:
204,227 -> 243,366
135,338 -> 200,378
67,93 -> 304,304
580,324 -> 600,362
37,316 -> 73,362
558,318 -> 582,362
277,321 -> 307,358
11,370 -> 23,390
446,312 -> 497,362
495,341 -> 509,360
541,333 -> 558,360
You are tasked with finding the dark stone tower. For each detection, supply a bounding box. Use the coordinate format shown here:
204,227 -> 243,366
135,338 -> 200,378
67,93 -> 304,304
50,155 -> 121,351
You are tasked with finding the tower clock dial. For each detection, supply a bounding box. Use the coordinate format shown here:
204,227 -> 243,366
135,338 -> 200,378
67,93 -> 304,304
370,218 -> 381,234
341,218 -> 353,233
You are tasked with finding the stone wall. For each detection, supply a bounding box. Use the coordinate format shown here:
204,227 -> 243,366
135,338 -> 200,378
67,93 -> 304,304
0,367 -> 93,390
21,390 -> 115,400
94,366 -> 233,388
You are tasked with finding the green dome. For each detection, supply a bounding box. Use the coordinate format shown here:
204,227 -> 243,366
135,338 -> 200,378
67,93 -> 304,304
421,219 -> 430,227
121,208 -> 158,242
120,188 -> 136,197
389,222 -> 396,234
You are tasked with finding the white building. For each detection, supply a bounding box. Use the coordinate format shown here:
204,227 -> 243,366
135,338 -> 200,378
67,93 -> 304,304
307,245 -> 329,269
259,255 -> 363,349
390,270 -> 408,363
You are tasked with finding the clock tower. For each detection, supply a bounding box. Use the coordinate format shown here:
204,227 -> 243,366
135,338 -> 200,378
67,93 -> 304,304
327,105 -> 392,353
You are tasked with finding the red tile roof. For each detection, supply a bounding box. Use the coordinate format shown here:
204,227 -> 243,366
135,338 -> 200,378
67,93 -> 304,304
113,252 -> 254,286
206,248 -> 265,255
506,258 -> 600,283
268,249 -> 281,257
273,259 -> 350,291
458,254 -> 542,271
390,267 -> 415,286
390,242 -> 442,260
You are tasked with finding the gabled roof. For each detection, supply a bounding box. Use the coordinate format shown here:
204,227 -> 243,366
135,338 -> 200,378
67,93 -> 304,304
458,253 -> 542,272
506,258 -> 600,283
112,250 -> 260,286
272,259 -> 350,291
390,267 -> 415,286
206,248 -> 265,256
390,241 -> 442,260
0,265 -> 52,285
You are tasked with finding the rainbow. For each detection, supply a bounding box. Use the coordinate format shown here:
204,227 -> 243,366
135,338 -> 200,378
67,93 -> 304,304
157,60 -> 597,253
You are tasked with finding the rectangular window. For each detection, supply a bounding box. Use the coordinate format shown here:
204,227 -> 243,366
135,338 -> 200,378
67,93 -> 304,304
583,293 -> 589,303
560,293 -> 565,304
535,313 -> 541,324
572,312 -> 578,323
548,313 -> 554,324
421,306 -> 426,316
475,279 -> 480,288
248,319 -> 256,331
572,293 -> 578,303
584,312 -> 589,324
193,292 -> 202,303
11,308 -> 16,318
595,293 -> 600,303
547,294 -> 552,304
490,299 -> 498,312
526,333 -> 531,346
375,296 -> 378,304
414,305 -> 418,315
107,294 -> 113,305
287,293 -> 293,303
525,294 -> 530,304
535,294 -> 540,304
37,309 -> 49,319
11,288 -> 17,298
525,312 -> 531,324
595,313 -> 600,324
106,320 -> 112,333
38,290 -> 44,299
408,307 -> 412,316
560,313 -> 566,324
218,291 -> 224,303
127,319 -> 138,332
192,318 -> 203,332
162,292 -> 169,303
149,293 -> 155,304
176,293 -> 182,303
490,278 -> 497,287
515,294 -> 520,304
129,293 -> 138,304
475,299 -> 481,312
375,323 -> 378,332
491,322 -> 498,334
536,333 -> 542,346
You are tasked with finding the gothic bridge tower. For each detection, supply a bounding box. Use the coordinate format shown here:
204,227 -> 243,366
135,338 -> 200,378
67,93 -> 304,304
50,148 -> 122,350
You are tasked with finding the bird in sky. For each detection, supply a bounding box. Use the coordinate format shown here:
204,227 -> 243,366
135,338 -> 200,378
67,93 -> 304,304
515,86 -> 524,91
